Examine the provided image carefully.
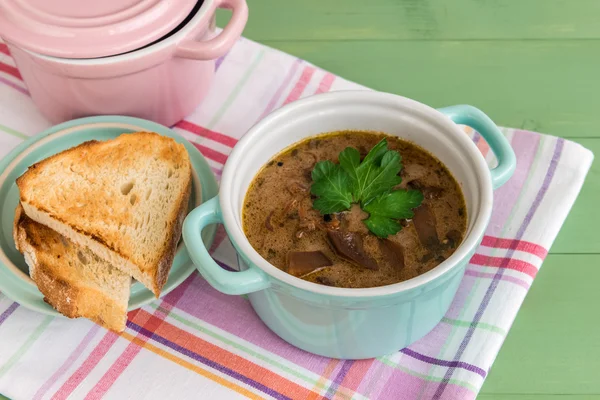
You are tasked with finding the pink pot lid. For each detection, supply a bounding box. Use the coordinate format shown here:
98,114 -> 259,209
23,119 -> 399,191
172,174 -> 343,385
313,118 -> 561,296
0,0 -> 199,59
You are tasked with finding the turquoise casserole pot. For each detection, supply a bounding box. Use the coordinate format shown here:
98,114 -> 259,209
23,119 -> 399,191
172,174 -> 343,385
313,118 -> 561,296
183,91 -> 516,359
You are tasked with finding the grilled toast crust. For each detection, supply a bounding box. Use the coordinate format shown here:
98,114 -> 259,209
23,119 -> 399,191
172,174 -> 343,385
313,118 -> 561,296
14,205 -> 130,332
16,132 -> 192,297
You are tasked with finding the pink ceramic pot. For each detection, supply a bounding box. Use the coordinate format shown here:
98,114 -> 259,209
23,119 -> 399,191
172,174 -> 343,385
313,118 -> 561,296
1,0 -> 247,126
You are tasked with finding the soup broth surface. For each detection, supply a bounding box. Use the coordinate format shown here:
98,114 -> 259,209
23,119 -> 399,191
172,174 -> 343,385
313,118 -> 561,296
243,131 -> 467,288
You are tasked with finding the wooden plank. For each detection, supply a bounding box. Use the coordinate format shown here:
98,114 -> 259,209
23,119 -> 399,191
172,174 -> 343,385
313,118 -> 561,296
551,139 -> 598,254
480,254 -> 600,395
218,1 -> 600,41
250,39 -> 600,139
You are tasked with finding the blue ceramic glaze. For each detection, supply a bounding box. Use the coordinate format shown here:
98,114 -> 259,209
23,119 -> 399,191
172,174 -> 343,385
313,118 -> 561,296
438,105 -> 517,189
182,91 -> 516,359
184,196 -> 476,359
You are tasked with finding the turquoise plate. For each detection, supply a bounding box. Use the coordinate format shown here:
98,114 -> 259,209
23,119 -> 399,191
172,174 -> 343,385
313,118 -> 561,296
0,116 -> 218,316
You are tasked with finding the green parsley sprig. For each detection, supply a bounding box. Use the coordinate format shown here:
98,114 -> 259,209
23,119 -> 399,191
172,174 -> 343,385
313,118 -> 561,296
310,139 -> 423,237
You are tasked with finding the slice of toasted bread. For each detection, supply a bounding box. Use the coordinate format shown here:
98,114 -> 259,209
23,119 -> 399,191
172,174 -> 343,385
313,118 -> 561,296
16,132 -> 192,297
13,205 -> 131,332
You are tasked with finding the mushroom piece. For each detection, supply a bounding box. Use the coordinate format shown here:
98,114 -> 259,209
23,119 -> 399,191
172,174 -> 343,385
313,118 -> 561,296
399,164 -> 428,188
408,180 -> 445,200
302,150 -> 319,170
412,204 -> 440,248
315,276 -> 337,286
286,180 -> 309,195
298,205 -> 318,232
379,240 -> 405,270
287,251 -> 332,277
327,230 -> 379,270
283,198 -> 299,219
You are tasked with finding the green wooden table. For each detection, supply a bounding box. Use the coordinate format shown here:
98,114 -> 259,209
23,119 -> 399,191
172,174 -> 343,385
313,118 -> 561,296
218,1 -> 599,399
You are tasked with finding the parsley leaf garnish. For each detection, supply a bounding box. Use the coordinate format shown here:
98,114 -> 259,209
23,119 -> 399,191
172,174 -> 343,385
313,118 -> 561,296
363,189 -> 424,237
310,138 -> 423,237
310,160 -> 353,214
339,140 -> 402,204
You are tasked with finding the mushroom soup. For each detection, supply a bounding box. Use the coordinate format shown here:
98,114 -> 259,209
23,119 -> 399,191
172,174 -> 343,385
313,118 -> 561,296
242,131 -> 467,288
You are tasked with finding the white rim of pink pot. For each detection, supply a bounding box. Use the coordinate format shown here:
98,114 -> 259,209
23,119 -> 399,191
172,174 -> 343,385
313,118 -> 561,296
220,91 -> 494,298
15,0 -> 242,65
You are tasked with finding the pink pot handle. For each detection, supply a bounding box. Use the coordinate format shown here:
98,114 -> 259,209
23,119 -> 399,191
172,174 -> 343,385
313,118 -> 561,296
176,0 -> 248,60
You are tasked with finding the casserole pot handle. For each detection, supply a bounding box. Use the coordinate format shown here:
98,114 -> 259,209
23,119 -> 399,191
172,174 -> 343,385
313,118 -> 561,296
176,0 -> 248,60
182,196 -> 271,295
438,105 -> 516,189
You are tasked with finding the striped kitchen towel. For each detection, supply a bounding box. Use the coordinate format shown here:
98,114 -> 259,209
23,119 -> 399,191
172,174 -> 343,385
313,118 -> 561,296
0,36 -> 593,400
